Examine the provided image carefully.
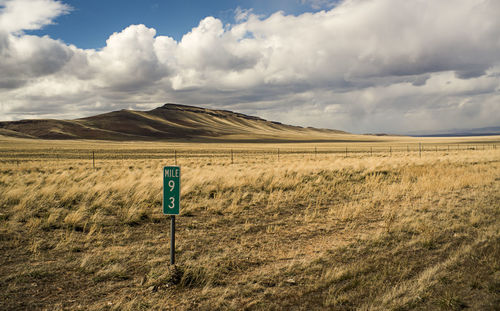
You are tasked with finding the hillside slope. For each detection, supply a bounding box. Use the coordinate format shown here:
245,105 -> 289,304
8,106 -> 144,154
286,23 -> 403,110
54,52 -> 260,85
0,104 -> 348,142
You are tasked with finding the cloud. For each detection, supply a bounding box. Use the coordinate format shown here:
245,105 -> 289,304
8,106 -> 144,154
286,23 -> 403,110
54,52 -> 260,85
0,0 -> 70,33
88,24 -> 169,92
0,34 -> 73,90
234,7 -> 253,22
0,0 -> 73,89
1,0 -> 500,133
300,0 -> 338,10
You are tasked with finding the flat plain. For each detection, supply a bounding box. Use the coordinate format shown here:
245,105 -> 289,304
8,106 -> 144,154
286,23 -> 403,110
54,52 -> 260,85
1,135 -> 499,310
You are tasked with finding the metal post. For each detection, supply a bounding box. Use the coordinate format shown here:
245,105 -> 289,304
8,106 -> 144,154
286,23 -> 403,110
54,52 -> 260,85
174,150 -> 177,165
419,143 -> 421,158
315,147 -> 317,158
92,151 -> 95,169
390,146 -> 392,156
345,146 -> 348,158
370,146 -> 373,156
407,145 -> 409,154
231,149 -> 233,164
170,215 -> 175,265
277,148 -> 280,161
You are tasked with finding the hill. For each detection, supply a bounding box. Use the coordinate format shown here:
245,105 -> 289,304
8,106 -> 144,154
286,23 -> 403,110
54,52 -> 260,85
0,104 -> 349,142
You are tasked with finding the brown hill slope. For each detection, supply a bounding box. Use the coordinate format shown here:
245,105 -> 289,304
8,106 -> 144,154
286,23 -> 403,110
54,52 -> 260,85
0,103 -> 349,142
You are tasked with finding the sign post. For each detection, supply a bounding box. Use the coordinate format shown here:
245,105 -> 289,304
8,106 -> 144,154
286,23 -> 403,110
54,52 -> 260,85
163,166 -> 180,265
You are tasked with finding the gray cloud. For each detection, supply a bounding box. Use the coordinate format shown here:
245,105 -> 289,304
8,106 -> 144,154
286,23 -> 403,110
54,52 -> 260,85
0,33 -> 73,87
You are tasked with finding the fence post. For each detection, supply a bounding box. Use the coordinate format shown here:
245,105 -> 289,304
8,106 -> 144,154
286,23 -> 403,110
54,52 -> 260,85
419,143 -> 422,158
370,146 -> 373,156
231,149 -> 233,164
345,146 -> 348,158
92,151 -> 95,169
174,149 -> 177,165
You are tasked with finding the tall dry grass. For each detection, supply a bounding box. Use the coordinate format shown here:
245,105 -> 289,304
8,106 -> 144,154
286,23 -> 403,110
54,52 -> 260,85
0,143 -> 499,310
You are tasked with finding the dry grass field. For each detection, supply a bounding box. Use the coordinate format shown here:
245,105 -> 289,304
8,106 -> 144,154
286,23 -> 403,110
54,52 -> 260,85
0,135 -> 499,310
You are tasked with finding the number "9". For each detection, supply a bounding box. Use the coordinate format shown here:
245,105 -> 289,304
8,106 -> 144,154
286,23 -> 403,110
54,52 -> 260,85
168,180 -> 175,192
168,180 -> 175,209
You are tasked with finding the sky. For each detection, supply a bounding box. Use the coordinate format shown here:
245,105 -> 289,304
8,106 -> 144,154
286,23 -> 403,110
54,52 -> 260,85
0,0 -> 499,134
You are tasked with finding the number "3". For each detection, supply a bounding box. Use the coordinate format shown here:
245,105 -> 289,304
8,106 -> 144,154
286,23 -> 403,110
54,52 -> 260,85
168,197 -> 175,209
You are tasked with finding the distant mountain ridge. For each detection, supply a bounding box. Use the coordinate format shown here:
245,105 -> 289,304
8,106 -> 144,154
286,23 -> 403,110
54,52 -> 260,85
0,103 -> 348,142
409,126 -> 500,137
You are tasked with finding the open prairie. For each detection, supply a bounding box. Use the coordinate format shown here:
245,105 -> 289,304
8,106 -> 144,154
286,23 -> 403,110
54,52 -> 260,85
0,135 -> 499,310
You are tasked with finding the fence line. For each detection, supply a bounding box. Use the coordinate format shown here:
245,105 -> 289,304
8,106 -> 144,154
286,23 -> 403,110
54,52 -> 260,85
1,143 -> 497,165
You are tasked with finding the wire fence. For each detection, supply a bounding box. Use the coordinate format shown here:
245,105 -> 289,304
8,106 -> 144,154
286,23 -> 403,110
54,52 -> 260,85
0,144 -> 497,166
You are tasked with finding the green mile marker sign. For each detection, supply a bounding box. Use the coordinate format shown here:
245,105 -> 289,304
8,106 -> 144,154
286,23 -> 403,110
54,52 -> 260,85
163,166 -> 180,215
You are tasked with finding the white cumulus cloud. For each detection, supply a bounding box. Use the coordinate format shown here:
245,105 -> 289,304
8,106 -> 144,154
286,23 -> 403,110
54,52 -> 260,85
89,24 -> 169,92
0,0 -> 70,33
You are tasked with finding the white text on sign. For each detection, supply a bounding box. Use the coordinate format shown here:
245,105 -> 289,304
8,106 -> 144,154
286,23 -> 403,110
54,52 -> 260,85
164,169 -> 179,178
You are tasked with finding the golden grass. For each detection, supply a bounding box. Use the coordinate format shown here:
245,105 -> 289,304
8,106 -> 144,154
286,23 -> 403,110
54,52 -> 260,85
0,136 -> 499,310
